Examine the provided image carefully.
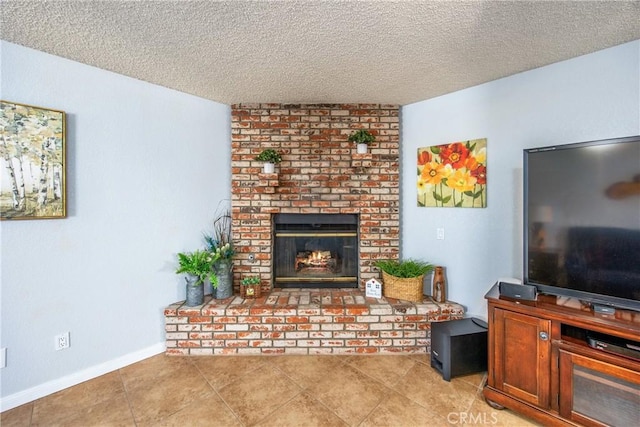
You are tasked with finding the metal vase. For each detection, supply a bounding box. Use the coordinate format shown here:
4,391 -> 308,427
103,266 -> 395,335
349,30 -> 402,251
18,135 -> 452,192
214,261 -> 233,299
209,282 -> 217,299
185,277 -> 204,306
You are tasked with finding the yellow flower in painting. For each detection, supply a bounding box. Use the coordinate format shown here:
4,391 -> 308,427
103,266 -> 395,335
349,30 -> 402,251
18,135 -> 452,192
421,161 -> 448,185
473,147 -> 486,164
447,168 -> 477,192
417,176 -> 430,193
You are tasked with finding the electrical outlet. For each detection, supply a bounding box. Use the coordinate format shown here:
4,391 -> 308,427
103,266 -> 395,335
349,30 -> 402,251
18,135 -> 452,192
55,332 -> 70,350
437,227 -> 445,240
1,347 -> 6,368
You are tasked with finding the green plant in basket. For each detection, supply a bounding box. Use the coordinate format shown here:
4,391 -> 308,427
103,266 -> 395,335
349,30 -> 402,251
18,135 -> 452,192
241,276 -> 260,286
241,275 -> 261,298
374,259 -> 434,278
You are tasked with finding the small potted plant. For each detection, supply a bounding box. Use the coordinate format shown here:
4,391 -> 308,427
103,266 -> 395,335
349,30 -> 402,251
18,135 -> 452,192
255,149 -> 282,173
348,129 -> 376,154
374,259 -> 434,302
240,276 -> 261,299
175,249 -> 219,306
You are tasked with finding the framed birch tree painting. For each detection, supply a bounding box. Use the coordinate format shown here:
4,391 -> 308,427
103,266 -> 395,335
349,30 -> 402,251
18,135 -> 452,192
0,100 -> 66,219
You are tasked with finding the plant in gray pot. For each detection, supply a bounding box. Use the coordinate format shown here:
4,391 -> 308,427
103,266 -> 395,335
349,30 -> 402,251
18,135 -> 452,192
175,249 -> 218,306
204,206 -> 235,299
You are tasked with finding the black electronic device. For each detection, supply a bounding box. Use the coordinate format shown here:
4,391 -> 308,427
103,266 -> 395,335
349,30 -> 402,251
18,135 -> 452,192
498,281 -> 537,301
523,135 -> 640,313
431,318 -> 488,381
586,331 -> 640,361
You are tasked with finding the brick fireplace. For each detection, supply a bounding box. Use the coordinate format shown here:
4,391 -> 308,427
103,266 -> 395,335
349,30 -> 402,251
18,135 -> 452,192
230,103 -> 401,293
164,103 -> 468,356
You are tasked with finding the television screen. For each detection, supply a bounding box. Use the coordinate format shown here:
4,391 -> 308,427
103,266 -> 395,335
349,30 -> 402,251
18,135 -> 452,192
524,135 -> 640,311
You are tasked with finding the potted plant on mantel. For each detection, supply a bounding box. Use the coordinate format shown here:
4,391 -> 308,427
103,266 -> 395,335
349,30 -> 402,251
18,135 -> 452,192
374,259 -> 434,303
348,129 -> 376,154
175,249 -> 219,306
255,149 -> 282,173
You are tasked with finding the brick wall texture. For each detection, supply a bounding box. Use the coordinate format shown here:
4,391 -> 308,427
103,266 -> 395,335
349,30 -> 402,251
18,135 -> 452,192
230,103 -> 401,293
165,292 -> 465,355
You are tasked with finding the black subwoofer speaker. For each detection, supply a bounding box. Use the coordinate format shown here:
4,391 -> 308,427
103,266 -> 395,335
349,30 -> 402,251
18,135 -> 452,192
430,317 -> 488,381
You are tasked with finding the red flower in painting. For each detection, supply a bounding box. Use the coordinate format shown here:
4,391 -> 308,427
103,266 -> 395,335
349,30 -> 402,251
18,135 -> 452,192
417,150 -> 432,165
471,164 -> 487,185
464,156 -> 479,172
439,143 -> 469,169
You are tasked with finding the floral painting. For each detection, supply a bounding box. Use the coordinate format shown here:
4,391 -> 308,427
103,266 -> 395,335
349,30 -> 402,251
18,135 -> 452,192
0,101 -> 66,219
417,138 -> 487,208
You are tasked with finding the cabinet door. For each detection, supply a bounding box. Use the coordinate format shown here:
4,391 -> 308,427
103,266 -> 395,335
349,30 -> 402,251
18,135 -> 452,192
492,308 -> 552,408
558,349 -> 640,427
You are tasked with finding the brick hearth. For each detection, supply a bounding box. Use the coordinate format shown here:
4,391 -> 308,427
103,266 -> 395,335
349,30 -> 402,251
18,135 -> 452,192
164,289 -> 464,355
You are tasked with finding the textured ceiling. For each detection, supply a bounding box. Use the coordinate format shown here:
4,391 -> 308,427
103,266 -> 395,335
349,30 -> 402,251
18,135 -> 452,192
1,1 -> 639,105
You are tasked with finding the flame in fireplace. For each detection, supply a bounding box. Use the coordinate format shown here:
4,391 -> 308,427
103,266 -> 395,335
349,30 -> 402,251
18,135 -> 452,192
296,250 -> 336,271
311,251 -> 330,260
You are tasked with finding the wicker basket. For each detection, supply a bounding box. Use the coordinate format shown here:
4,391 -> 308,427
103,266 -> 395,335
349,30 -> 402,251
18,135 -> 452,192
381,271 -> 425,302
240,283 -> 261,299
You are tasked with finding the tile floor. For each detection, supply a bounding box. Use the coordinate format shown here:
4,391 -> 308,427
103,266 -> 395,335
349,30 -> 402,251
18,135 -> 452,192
1,354 -> 539,426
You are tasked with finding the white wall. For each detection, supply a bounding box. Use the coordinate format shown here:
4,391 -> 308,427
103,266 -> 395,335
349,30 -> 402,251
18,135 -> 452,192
0,41 -> 231,409
401,40 -> 640,318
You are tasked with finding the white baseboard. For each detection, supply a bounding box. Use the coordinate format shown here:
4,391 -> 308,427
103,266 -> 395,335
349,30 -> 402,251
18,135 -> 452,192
0,342 -> 165,412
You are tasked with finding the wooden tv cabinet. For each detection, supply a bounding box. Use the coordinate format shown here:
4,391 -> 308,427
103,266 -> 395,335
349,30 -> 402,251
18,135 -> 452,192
483,284 -> 640,426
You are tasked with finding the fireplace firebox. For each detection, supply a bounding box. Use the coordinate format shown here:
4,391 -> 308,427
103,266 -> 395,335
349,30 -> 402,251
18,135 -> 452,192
273,214 -> 358,288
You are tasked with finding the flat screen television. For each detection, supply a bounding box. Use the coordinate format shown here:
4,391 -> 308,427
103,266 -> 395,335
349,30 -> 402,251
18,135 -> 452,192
524,135 -> 640,312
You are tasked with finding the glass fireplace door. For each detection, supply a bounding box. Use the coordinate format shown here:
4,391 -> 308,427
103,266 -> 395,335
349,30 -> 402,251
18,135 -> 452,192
273,214 -> 358,288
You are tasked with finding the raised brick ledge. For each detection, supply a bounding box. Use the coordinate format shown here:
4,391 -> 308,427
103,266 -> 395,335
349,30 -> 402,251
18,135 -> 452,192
164,289 -> 464,356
